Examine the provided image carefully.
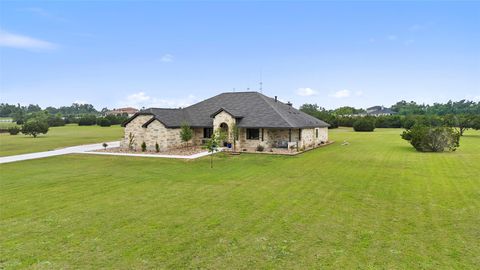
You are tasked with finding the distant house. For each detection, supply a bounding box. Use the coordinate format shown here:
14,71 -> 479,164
121,92 -> 329,152
365,106 -> 396,116
105,107 -> 138,117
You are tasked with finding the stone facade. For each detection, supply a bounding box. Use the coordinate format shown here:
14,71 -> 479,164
122,114 -> 329,152
212,111 -> 236,142
121,116 -> 199,151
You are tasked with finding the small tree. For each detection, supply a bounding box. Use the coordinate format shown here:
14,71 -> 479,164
21,118 -> 49,138
204,130 -> 226,168
180,121 -> 193,147
231,122 -> 239,152
141,141 -> 147,152
102,142 -> 108,150
155,142 -> 160,152
128,132 -> 135,150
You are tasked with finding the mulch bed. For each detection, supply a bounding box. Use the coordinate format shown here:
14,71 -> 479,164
94,146 -> 206,156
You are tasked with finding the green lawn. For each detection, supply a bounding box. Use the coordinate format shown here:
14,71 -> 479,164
0,124 -> 123,156
1,128 -> 479,269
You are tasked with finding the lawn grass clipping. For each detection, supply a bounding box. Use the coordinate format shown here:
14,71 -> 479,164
1,128 -> 479,269
0,124 -> 123,156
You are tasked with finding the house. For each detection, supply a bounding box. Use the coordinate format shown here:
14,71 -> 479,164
362,106 -> 396,116
105,107 -> 139,117
121,92 -> 329,152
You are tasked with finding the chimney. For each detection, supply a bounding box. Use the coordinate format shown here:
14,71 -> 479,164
286,101 -> 292,106
275,96 -> 277,102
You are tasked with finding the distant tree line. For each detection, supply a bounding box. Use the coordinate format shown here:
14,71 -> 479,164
0,103 -> 128,128
300,99 -> 480,134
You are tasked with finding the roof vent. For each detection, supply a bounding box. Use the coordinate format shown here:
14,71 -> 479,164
286,101 -> 292,106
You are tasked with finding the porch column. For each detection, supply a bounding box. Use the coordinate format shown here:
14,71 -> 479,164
289,129 -> 291,142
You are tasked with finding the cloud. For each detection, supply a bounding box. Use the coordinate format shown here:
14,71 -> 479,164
118,92 -> 197,109
354,90 -> 363,96
0,30 -> 57,50
160,54 -> 174,62
73,100 -> 87,104
330,89 -> 351,98
296,87 -> 318,97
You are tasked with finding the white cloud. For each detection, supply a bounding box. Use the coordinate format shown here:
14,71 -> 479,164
118,92 -> 197,109
354,90 -> 363,96
330,89 -> 351,98
0,30 -> 57,50
473,96 -> 480,102
160,54 -> 174,62
387,34 -> 398,41
73,100 -> 87,104
296,87 -> 318,97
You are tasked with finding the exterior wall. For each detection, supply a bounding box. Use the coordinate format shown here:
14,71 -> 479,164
237,128 -> 301,150
212,111 -> 236,141
236,127 -> 328,150
122,116 -> 202,151
121,115 -> 152,150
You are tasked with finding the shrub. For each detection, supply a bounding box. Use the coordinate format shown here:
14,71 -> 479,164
256,145 -> 264,152
401,125 -> 460,152
155,142 -> 160,152
180,122 -> 193,147
353,118 -> 375,132
97,118 -> 111,127
8,126 -> 20,135
102,142 -> 108,150
141,141 -> 147,152
78,115 -> 97,126
21,118 -> 49,138
48,114 -> 65,127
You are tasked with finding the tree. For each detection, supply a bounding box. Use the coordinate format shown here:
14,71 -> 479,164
401,125 -> 460,152
204,130 -> 226,168
230,122 -> 239,152
102,142 -> 108,150
180,122 -> 193,147
443,114 -> 474,136
21,118 -> 49,138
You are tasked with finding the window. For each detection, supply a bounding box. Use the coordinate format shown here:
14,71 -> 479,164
246,128 -> 260,140
203,128 -> 213,138
316,129 -> 318,138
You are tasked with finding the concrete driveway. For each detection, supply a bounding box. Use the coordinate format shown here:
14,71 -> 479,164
0,141 -> 120,164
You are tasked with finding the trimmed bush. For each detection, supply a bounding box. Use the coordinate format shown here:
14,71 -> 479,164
256,145 -> 264,152
155,142 -> 160,153
78,115 -> 97,126
353,118 -> 375,132
8,126 -> 20,135
141,141 -> 147,152
401,125 -> 460,152
97,118 -> 111,127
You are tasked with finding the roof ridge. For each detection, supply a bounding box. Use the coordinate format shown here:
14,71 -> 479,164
256,93 -> 296,127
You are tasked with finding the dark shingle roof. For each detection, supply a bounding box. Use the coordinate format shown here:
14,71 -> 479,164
123,92 -> 329,128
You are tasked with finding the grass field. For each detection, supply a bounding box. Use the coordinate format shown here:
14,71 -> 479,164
1,128 -> 479,269
0,124 -> 123,156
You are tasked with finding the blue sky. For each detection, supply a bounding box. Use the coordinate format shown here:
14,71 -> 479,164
1,1 -> 479,110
